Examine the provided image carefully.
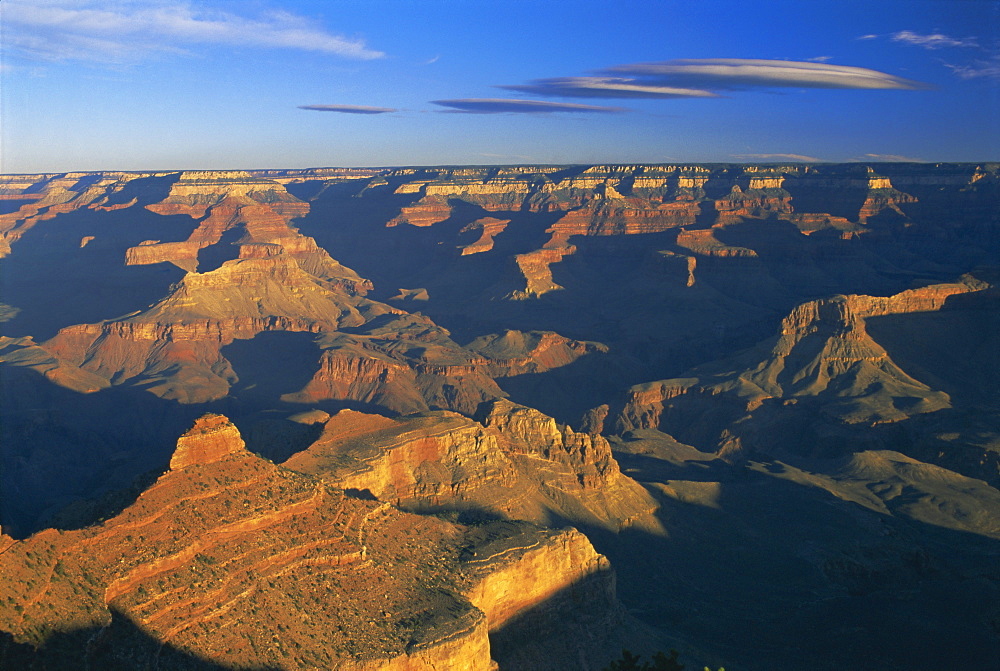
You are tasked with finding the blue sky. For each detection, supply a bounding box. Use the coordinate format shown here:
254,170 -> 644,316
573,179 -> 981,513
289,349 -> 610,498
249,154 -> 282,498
1,0 -> 998,172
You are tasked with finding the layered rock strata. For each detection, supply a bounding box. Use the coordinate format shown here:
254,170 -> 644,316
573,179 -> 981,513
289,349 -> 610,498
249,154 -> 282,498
0,415 -> 621,670
285,401 -> 657,531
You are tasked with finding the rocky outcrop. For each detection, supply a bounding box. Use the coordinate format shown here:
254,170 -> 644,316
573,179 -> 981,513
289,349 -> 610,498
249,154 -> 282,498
0,416 -> 624,671
478,399 -> 620,487
675,228 -> 757,258
169,414 -> 247,470
458,217 -> 510,255
284,317 -> 505,416
463,525 -> 614,631
461,522 -> 624,670
506,246 -> 576,298
466,329 -> 608,377
285,402 -> 657,531
284,409 -> 519,506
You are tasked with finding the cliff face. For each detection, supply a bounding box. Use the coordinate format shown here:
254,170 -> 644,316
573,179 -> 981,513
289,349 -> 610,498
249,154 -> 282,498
366,162 -> 982,239
0,415 -> 621,670
285,401 -> 657,531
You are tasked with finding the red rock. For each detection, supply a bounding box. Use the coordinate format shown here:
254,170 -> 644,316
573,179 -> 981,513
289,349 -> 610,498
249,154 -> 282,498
169,414 -> 247,470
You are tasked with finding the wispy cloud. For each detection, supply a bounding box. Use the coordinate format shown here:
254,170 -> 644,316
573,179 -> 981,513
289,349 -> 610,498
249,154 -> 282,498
2,0 -> 384,64
299,104 -> 398,114
731,153 -> 822,162
498,76 -> 718,99
805,56 -> 833,63
602,59 -> 927,91
946,55 -> 1000,80
890,30 -> 978,49
854,153 -> 927,162
431,99 -> 625,114
477,152 -> 534,160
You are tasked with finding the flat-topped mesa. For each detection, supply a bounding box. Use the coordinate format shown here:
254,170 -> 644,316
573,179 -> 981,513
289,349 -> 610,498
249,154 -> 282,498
169,414 -> 248,470
142,171 -> 307,218
458,217 -> 510,255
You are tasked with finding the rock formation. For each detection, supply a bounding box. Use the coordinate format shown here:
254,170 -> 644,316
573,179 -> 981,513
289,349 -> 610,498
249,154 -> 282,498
284,401 -> 657,531
168,413 -> 248,470
614,278 -> 994,467
0,415 -> 626,670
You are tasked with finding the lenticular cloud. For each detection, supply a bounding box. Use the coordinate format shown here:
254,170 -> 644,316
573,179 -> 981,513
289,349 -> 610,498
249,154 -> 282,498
603,58 -> 927,91
499,76 -> 718,99
299,105 -> 398,114
496,58 -> 926,102
431,99 -> 625,114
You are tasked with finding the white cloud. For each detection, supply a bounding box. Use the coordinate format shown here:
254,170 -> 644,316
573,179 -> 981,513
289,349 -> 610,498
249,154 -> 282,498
946,56 -> 1000,80
604,59 -> 927,91
854,153 -> 927,162
1,0 -> 384,64
890,30 -> 978,49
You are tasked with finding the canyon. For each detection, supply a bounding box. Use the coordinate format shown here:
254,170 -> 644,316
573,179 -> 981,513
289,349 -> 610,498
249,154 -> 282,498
1,162 -> 998,669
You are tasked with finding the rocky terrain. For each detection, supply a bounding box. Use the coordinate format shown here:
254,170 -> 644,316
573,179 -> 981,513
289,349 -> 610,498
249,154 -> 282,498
0,415 -> 630,669
1,162 -> 999,669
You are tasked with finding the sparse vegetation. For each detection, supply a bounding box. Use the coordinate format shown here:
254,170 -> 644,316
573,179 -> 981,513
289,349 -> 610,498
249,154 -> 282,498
603,648 -> 686,671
